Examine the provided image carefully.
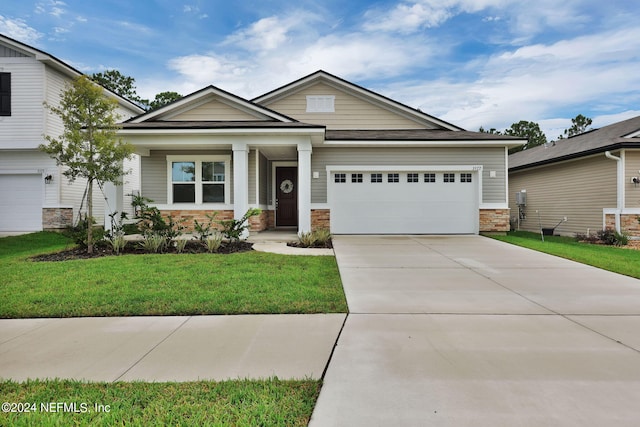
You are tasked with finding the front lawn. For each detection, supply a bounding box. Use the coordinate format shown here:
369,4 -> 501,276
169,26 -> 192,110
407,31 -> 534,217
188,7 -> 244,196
0,232 -> 347,318
0,379 -> 320,426
490,231 -> 640,278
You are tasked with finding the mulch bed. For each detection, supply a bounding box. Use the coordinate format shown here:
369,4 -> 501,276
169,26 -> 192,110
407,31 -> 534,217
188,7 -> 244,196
31,240 -> 254,262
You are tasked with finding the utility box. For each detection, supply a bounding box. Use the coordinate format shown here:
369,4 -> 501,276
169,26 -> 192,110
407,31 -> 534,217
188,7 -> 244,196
516,191 -> 527,206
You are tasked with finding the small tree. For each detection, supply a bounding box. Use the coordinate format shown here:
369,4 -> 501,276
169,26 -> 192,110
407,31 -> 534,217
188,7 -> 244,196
40,75 -> 134,254
504,120 -> 547,154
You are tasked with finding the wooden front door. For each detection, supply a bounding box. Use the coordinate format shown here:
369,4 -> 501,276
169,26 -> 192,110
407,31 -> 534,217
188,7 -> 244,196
276,167 -> 298,227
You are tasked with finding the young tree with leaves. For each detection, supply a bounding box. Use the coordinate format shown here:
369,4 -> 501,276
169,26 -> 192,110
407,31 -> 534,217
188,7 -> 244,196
503,120 -> 547,154
558,114 -> 593,139
40,75 -> 134,254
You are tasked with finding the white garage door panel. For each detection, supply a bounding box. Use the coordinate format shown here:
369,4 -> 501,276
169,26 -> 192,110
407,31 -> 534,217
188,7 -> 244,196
330,171 -> 478,234
0,174 -> 43,232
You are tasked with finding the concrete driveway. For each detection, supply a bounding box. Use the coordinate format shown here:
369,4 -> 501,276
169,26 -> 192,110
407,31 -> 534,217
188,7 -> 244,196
310,235 -> 640,426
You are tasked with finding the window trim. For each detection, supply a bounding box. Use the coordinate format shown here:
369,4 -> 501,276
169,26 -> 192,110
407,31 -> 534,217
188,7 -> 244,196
351,173 -> 363,183
334,173 -> 346,183
166,155 -> 230,204
371,173 -> 382,183
444,173 -> 455,183
407,173 -> 419,183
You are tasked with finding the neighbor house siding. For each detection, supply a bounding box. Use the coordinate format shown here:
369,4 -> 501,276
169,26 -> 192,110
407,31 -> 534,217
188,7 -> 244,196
509,154 -> 617,235
625,150 -> 640,209
168,99 -> 262,121
0,57 -> 45,149
141,150 -> 234,205
310,147 -> 506,204
262,82 -> 430,130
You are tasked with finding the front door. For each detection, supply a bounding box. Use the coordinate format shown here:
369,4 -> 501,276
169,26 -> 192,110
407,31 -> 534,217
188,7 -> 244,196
276,167 -> 298,227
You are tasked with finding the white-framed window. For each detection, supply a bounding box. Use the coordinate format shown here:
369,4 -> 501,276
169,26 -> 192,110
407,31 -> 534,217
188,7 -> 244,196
351,173 -> 363,183
424,173 -> 436,183
306,95 -> 335,113
335,173 -> 346,183
407,173 -> 419,183
444,173 -> 455,183
388,173 -> 399,183
461,173 -> 473,183
167,155 -> 230,204
371,173 -> 382,183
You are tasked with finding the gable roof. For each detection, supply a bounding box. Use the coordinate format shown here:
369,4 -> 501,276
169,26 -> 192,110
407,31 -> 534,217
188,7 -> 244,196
0,33 -> 144,114
126,85 -> 296,123
509,115 -> 640,171
252,70 -> 464,131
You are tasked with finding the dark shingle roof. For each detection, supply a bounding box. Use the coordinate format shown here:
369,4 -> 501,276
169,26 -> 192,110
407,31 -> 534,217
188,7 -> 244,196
326,129 -> 523,141
509,115 -> 640,171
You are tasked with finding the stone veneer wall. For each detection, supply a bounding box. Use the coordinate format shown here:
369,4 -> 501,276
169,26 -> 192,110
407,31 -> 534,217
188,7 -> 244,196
311,209 -> 330,231
479,209 -> 510,232
605,214 -> 640,237
42,208 -> 73,230
248,210 -> 269,232
161,210 -> 234,232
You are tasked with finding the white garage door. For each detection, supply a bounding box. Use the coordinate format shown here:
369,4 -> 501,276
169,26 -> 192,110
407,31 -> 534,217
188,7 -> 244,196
0,174 -> 43,232
329,170 -> 479,234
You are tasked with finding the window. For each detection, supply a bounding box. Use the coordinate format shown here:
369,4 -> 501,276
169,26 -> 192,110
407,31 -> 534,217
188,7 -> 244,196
461,173 -> 472,183
444,173 -> 455,183
371,173 -> 382,183
351,173 -> 363,183
335,173 -> 346,183
407,173 -> 419,183
168,156 -> 229,204
306,95 -> 335,112
0,73 -> 10,116
388,173 -> 399,183
424,173 -> 436,183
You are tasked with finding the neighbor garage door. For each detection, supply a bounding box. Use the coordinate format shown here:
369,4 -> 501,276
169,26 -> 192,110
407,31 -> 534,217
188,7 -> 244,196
0,174 -> 43,232
329,170 -> 478,234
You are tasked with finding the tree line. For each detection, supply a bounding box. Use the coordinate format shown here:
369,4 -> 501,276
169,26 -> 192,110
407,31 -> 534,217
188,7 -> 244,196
479,114 -> 593,154
90,69 -> 182,111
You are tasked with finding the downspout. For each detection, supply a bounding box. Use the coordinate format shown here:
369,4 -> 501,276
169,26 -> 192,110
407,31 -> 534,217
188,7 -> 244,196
605,151 -> 623,233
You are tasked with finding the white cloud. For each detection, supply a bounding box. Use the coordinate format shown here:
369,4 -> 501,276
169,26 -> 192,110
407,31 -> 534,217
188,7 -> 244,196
0,15 -> 43,45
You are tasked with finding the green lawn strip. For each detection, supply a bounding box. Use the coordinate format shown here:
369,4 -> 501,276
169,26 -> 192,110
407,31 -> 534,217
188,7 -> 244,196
0,233 -> 347,318
0,378 -> 320,427
489,231 -> 640,279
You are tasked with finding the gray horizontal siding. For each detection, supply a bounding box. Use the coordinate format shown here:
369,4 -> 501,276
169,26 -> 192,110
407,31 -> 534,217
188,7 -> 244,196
310,147 -> 506,204
141,150 -> 234,204
509,154 -> 617,235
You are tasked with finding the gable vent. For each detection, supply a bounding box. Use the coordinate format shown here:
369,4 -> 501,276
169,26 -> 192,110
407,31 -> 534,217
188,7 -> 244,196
306,95 -> 335,113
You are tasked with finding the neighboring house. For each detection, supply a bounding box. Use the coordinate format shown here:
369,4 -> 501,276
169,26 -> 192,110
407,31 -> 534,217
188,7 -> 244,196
119,71 -> 524,235
508,115 -> 640,237
0,34 -> 144,233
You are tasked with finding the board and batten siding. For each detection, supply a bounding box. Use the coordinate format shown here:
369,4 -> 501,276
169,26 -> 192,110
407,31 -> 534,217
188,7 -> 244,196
262,82 -> 431,130
509,154 -> 617,236
624,150 -> 640,209
168,99 -> 263,121
0,45 -> 28,57
0,57 -> 45,149
310,147 -> 506,204
141,150 -> 234,204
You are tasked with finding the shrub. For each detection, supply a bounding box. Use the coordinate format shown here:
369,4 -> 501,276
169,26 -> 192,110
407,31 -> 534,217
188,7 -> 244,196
139,234 -> 168,253
64,215 -> 105,248
105,211 -> 128,255
193,212 -> 218,242
218,208 -> 261,242
205,233 -> 223,253
597,228 -> 629,246
133,195 -> 185,245
297,228 -> 332,248
175,238 -> 189,254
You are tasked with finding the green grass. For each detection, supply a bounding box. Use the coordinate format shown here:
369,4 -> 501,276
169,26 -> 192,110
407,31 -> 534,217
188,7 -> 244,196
0,232 -> 347,318
490,231 -> 640,278
0,379 -> 320,426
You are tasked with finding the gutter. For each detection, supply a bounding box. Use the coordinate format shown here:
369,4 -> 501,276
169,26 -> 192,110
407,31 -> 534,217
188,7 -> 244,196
605,151 -> 623,233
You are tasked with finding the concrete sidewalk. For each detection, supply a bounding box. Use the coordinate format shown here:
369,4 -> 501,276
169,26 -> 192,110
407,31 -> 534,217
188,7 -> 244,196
310,235 -> 640,427
0,314 -> 345,382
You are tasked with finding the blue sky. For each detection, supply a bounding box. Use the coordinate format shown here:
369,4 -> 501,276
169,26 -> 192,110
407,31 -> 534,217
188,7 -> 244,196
2,0 -> 640,139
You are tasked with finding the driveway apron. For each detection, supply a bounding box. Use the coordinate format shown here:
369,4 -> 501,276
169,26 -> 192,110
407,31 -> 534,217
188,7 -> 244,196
310,235 -> 640,427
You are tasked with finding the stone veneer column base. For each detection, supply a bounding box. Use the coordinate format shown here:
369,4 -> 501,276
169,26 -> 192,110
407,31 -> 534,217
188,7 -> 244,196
479,209 -> 510,232
42,208 -> 73,230
311,209 -> 330,231
605,214 -> 640,237
160,210 -> 234,232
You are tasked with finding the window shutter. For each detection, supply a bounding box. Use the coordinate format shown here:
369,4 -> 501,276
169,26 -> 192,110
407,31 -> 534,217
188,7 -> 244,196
0,73 -> 10,116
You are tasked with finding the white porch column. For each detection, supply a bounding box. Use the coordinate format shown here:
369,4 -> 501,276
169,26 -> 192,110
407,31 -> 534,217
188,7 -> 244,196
103,181 -> 123,231
298,141 -> 312,234
233,142 -> 250,238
